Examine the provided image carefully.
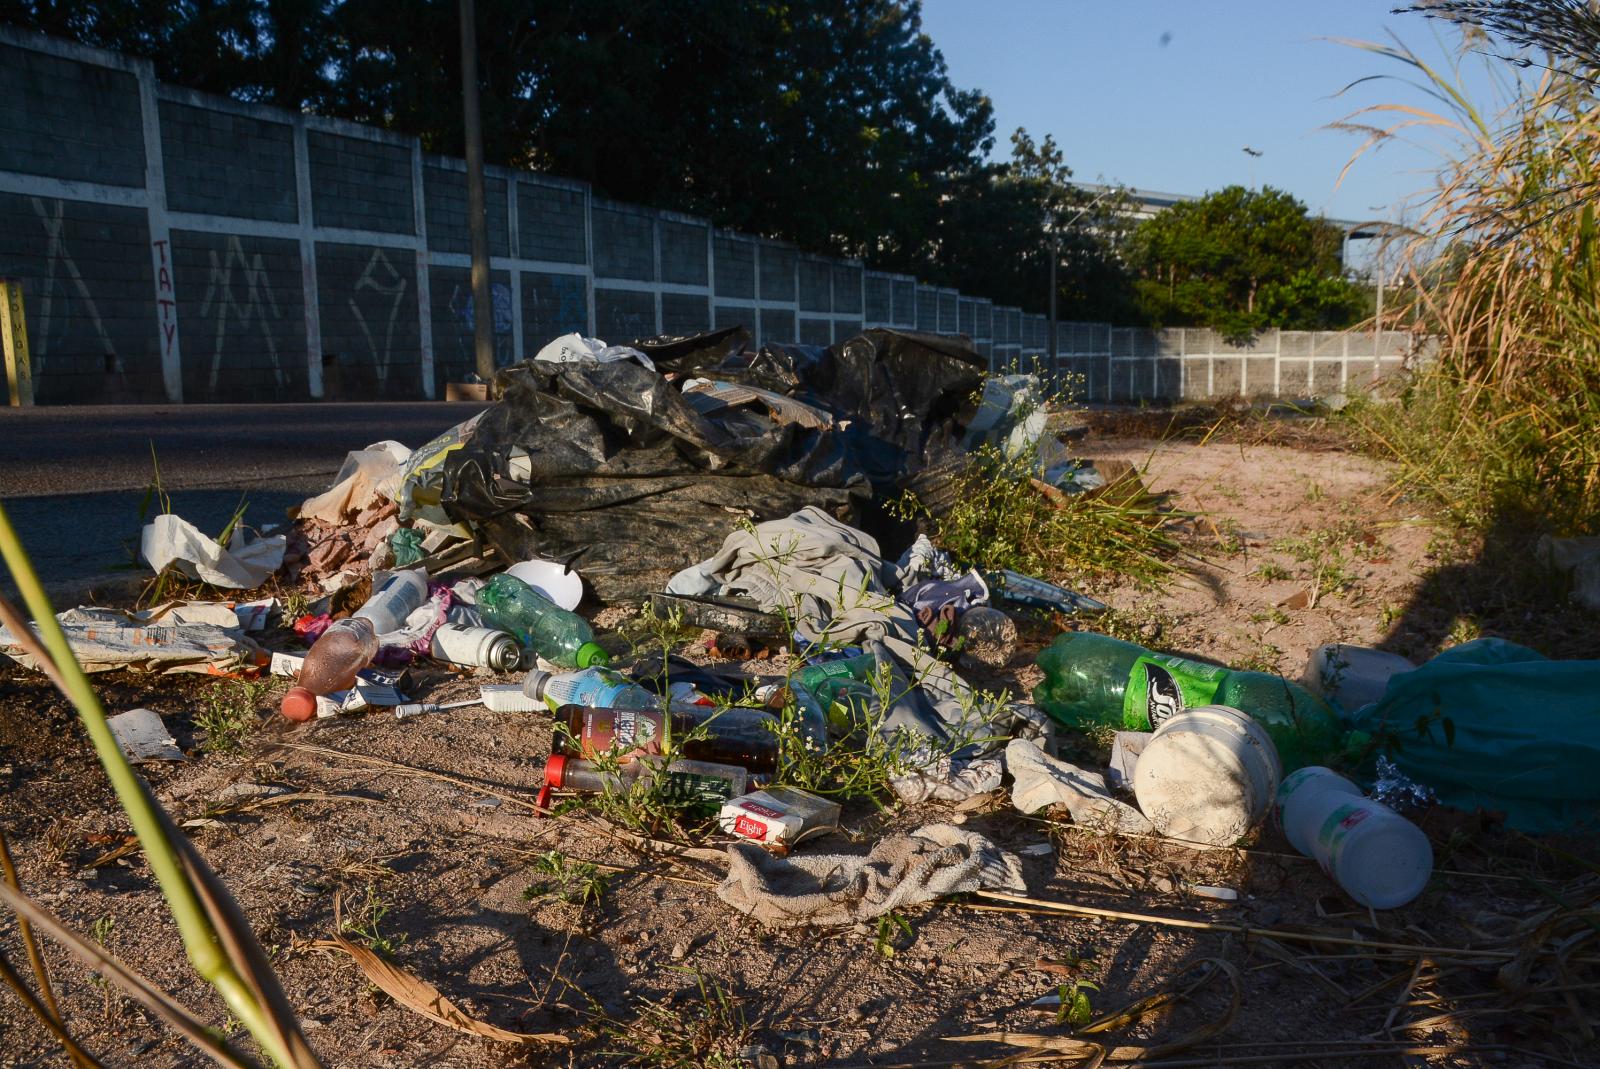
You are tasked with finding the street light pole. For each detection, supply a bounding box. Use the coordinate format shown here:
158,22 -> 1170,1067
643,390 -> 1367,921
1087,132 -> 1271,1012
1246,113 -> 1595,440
1048,230 -> 1058,364
460,0 -> 496,383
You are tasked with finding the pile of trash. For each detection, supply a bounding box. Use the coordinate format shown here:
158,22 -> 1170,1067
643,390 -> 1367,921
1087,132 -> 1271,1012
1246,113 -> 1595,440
5,324 -> 1600,930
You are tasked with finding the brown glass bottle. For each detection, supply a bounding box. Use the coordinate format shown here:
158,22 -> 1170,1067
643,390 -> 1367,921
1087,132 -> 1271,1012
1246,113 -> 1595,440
552,703 -> 779,773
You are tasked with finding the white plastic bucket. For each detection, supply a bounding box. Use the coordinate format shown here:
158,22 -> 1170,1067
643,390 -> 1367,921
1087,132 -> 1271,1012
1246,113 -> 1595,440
506,559 -> 584,611
1133,704 -> 1283,846
1276,766 -> 1432,909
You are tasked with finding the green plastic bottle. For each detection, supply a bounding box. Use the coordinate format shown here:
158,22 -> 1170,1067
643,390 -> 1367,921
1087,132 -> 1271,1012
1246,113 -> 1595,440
477,574 -> 608,669
1032,631 -> 1346,771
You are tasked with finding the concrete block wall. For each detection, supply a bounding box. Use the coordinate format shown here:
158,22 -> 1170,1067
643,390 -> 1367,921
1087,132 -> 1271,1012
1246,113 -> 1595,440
1043,324 -> 1417,403
0,27 -> 1422,404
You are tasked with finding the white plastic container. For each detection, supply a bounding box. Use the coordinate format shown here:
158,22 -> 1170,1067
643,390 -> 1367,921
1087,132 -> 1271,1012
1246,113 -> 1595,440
1302,644 -> 1415,713
1132,705 -> 1282,846
354,568 -> 430,634
505,560 -> 583,611
1276,766 -> 1433,909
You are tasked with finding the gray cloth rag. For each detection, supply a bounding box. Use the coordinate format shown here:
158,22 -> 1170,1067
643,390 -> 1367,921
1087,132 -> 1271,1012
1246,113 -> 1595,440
667,508 -> 1004,741
667,505 -> 907,646
717,823 -> 1026,928
1006,737 -> 1154,835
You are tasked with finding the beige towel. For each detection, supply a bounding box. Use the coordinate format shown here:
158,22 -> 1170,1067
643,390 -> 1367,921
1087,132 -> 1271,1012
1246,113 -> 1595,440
717,823 -> 1026,928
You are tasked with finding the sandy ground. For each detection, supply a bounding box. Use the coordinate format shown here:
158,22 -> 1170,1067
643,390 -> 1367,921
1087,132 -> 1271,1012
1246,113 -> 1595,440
1,427 -> 1595,1068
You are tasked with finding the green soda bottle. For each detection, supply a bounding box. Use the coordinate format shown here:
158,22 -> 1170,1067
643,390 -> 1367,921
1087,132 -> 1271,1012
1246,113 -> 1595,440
1032,631 -> 1346,770
477,574 -> 608,669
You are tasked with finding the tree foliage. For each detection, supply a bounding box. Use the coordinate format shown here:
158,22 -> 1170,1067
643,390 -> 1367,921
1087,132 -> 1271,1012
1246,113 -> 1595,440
1129,185 -> 1365,339
0,1 -> 1353,330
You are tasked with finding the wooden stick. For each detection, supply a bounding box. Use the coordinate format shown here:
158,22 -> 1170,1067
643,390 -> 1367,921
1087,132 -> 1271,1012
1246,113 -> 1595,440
970,891 -> 1514,960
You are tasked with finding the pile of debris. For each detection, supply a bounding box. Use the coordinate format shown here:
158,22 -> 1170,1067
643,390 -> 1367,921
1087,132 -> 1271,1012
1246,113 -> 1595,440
9,323 -> 1600,1069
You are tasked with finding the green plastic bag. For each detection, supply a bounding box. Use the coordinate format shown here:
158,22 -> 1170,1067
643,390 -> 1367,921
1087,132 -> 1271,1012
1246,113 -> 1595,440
1350,638 -> 1600,833
388,528 -> 425,567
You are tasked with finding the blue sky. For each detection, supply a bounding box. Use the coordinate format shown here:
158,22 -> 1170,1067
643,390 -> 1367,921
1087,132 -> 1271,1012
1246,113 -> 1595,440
919,0 -> 1499,227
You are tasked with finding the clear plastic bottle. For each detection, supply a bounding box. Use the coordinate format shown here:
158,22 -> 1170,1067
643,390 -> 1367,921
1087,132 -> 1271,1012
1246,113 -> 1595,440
280,617 -> 378,722
1033,631 -> 1346,771
524,667 -> 658,711
355,569 -> 430,634
477,574 -> 607,669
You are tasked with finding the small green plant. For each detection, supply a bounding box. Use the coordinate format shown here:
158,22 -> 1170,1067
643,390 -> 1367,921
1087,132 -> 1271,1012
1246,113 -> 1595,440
1446,615 -> 1482,648
1234,638 -> 1283,674
523,850 -> 609,908
1055,979 -> 1100,1028
339,885 -> 406,958
1251,561 -> 1291,582
874,912 -> 914,959
602,968 -> 751,1069
90,914 -> 115,945
281,590 -> 309,623
894,432 -> 1185,589
1305,481 -> 1325,503
1247,607 -> 1290,627
195,679 -> 269,755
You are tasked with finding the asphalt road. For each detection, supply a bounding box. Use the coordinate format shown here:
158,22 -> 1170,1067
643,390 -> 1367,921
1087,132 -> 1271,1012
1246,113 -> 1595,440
0,402 -> 487,592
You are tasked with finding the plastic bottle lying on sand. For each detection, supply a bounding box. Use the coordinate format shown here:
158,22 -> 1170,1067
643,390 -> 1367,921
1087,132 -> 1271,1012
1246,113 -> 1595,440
477,573 -> 608,669
552,703 -> 780,773
536,754 -> 749,811
524,667 -> 657,711
1276,766 -> 1433,909
1033,631 -> 1346,771
280,569 -> 433,721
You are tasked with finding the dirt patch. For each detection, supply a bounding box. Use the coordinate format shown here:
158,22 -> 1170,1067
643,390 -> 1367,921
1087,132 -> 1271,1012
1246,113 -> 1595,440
1,433 -> 1595,1068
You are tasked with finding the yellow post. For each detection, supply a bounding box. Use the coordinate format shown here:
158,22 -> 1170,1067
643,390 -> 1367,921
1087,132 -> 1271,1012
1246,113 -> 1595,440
0,278 -> 33,407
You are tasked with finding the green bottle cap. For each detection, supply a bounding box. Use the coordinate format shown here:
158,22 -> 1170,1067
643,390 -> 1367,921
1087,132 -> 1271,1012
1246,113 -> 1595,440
576,642 -> 609,668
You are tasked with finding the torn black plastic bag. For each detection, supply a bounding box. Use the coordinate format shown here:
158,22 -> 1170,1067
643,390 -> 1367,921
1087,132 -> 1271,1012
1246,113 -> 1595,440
432,329 -> 988,601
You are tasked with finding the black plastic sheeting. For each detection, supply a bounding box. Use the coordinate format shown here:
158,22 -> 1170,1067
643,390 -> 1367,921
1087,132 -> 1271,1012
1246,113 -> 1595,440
432,328 -> 987,601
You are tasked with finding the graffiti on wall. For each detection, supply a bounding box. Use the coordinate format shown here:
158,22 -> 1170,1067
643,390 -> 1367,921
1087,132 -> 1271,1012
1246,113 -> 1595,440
152,238 -> 178,368
198,235 -> 284,391
31,196 -> 122,376
348,248 -> 408,387
448,280 -> 514,365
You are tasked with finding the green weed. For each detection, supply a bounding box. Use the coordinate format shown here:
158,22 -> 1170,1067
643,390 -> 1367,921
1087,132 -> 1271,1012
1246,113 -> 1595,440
1055,979 -> 1100,1028
339,885 -> 406,958
195,679 -> 270,755
523,850 -> 609,909
895,442 -> 1185,589
601,969 -> 751,1069
1251,561 -> 1291,582
874,912 -> 914,959
1338,36 -> 1600,535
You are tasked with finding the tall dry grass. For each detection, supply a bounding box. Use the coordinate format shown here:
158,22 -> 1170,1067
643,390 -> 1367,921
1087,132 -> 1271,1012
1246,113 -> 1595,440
1336,36 -> 1600,533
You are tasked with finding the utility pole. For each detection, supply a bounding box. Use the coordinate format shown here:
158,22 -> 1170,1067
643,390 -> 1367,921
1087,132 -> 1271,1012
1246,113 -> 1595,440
460,0 -> 496,382
1047,230 -> 1058,367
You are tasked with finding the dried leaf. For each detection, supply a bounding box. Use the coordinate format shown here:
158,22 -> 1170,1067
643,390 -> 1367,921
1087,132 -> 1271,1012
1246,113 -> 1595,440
310,936 -> 569,1046
1279,588 -> 1313,610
